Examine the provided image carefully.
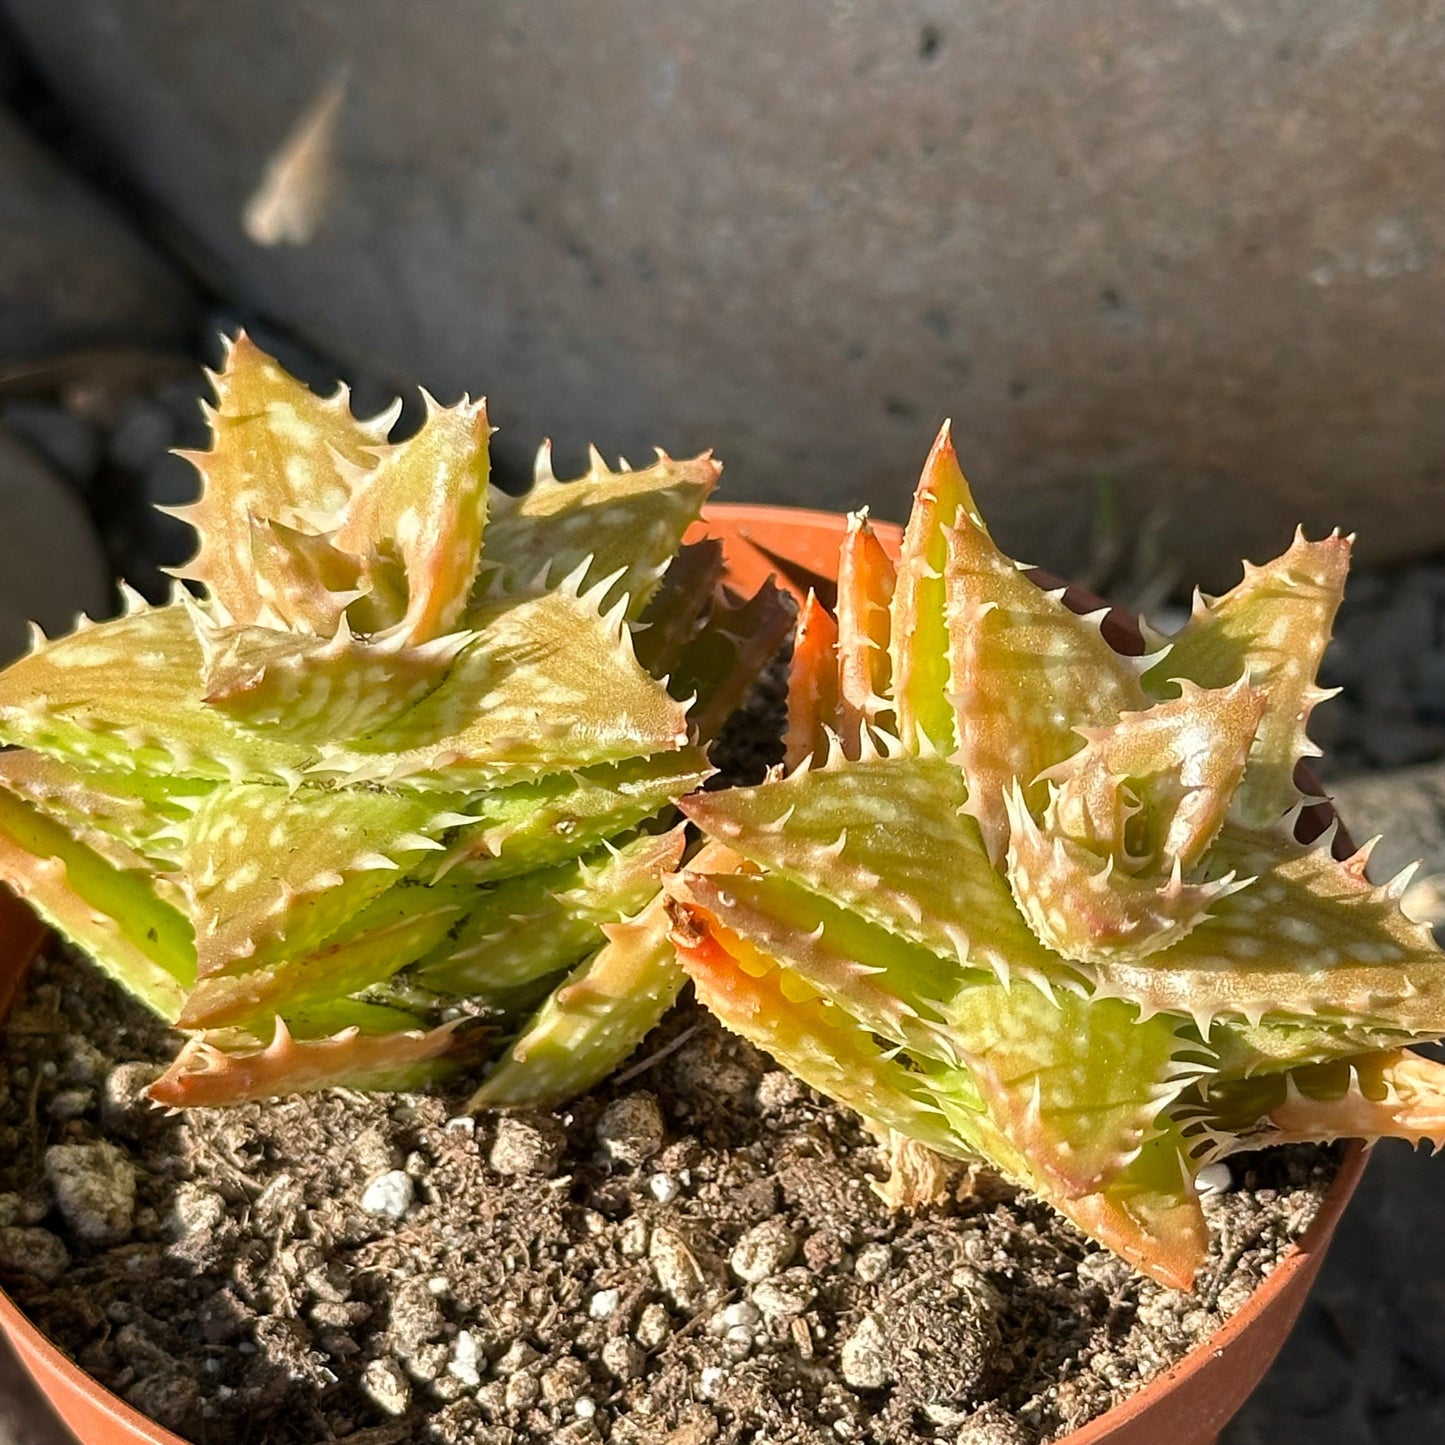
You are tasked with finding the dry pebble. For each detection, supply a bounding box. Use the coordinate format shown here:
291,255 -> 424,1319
730,1216 -> 797,1282
649,1222 -> 722,1310
362,1357 -> 412,1416
360,1168 -> 415,1220
0,1226 -> 69,1284
489,1113 -> 566,1176
595,1091 -> 665,1165
752,1267 -> 817,1318
840,1313 -> 892,1390
43,1141 -> 136,1244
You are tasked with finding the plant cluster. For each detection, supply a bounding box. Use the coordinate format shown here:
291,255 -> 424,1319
0,337 -> 788,1110
667,425 -> 1445,1288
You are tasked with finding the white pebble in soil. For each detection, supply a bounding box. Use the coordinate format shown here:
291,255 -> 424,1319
1195,1161 -> 1234,1196
730,1217 -> 797,1283
587,1288 -> 621,1320
448,1329 -> 483,1387
43,1142 -> 137,1245
840,1313 -> 893,1390
360,1169 -> 415,1220
648,1172 -> 679,1203
362,1357 -> 412,1416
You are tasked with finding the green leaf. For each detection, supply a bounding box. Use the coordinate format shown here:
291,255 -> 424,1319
179,781 -> 454,978
470,892 -> 685,1109
416,827 -> 686,997
177,879 -> 467,1030
316,589 -> 691,788
945,507 -> 1148,862
0,602 -> 316,781
0,788 -> 194,1020
200,619 -> 472,743
890,423 -> 978,756
438,748 -> 711,883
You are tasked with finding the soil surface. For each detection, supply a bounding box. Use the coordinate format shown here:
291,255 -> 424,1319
0,944 -> 1338,1445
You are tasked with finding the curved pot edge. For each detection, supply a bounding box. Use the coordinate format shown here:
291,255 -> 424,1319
0,500 -> 1368,1445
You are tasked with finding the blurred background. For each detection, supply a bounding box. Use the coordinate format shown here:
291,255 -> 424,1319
1,2 -> 1444,1441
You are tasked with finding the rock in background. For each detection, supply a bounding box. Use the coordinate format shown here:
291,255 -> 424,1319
0,64 -> 191,361
5,1 -> 1445,582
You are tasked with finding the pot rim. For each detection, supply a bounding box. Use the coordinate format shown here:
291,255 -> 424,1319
0,499 -> 1367,1445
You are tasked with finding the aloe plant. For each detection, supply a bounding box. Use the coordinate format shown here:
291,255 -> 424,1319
667,424 -> 1445,1289
0,335 -> 789,1109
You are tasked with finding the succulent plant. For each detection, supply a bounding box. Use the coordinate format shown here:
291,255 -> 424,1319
0,336 -> 789,1109
667,425 -> 1445,1289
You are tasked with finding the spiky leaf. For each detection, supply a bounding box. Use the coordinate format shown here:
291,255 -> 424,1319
1142,531 -> 1349,827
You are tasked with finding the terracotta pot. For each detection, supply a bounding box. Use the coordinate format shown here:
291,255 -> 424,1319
0,502 -> 1365,1445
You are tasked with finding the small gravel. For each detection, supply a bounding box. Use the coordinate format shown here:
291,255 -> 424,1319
488,1113 -> 566,1176
594,1092 -> 665,1166
42,1142 -> 136,1244
359,1168 -> 415,1220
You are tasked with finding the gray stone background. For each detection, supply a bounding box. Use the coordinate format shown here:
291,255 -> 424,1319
3,2 -> 1445,1441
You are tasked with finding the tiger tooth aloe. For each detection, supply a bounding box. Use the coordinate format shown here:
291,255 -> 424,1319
0,334 -> 780,1108
669,421 -> 1445,1290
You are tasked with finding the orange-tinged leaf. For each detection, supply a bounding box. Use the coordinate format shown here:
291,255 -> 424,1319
333,393 -> 491,644
670,866 -> 972,1066
784,591 -> 839,769
1199,1049 -> 1445,1155
1040,678 -> 1265,873
1083,825 -> 1445,1034
669,894 -> 980,1161
836,510 -> 896,752
632,540 -> 725,678
1143,530 -> 1350,827
171,333 -> 394,622
245,516 -> 363,635
478,447 -> 718,619
1059,1130 -> 1208,1291
147,1016 -> 477,1108
669,579 -> 795,744
1004,783 -> 1246,964
945,515 -> 1147,862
